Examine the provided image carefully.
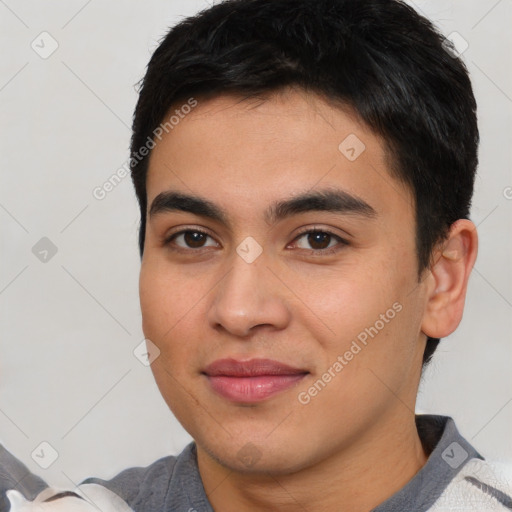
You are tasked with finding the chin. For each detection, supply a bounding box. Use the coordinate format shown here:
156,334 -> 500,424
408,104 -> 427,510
198,431 -> 318,475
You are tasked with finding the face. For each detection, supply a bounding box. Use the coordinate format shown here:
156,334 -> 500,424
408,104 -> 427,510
139,88 -> 430,473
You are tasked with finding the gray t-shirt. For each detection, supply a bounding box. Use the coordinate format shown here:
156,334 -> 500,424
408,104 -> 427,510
79,415 -> 505,511
1,415 -> 511,511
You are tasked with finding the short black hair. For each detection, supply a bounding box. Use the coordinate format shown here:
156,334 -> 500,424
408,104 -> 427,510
129,0 -> 479,368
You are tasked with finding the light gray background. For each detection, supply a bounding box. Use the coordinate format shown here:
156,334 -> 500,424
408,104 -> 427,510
1,0 -> 511,489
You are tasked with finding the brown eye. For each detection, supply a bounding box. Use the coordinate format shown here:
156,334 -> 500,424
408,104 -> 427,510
164,229 -> 219,251
305,232 -> 332,250
182,231 -> 208,248
290,229 -> 348,256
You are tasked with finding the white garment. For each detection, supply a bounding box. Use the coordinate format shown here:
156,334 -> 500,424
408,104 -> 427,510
6,483 -> 134,512
430,458 -> 512,511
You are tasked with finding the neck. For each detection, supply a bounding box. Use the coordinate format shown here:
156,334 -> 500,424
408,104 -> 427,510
197,411 -> 429,512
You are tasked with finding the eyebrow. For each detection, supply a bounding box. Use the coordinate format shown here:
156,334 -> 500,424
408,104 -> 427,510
149,188 -> 377,228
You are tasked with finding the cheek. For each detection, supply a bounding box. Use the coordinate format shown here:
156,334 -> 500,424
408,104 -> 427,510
309,248 -> 417,371
139,258 -> 217,391
302,262 -> 394,342
139,262 -> 202,411
139,258 -> 203,338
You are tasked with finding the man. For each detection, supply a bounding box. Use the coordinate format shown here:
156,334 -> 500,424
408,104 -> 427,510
1,0 -> 511,511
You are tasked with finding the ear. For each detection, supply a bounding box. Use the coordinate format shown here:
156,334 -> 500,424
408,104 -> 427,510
421,219 -> 478,338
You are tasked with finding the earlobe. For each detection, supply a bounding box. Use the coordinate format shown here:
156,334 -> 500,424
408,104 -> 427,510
421,219 -> 478,339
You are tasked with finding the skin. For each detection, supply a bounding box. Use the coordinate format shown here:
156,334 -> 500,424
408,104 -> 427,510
139,87 -> 478,512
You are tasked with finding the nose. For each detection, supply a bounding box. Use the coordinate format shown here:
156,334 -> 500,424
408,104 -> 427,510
207,248 -> 291,338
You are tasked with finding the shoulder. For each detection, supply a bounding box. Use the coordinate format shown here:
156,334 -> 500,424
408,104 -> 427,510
79,450 -> 181,510
0,443 -> 184,512
79,442 -> 209,511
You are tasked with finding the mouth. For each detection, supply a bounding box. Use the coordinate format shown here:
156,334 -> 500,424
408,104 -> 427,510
202,358 -> 309,403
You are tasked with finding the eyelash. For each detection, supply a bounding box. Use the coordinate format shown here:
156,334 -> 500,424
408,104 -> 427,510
163,227 -> 348,256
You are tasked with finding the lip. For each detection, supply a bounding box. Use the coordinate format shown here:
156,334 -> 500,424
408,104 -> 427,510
203,358 -> 309,403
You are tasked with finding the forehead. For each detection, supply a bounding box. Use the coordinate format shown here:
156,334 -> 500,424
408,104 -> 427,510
145,89 -> 414,225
